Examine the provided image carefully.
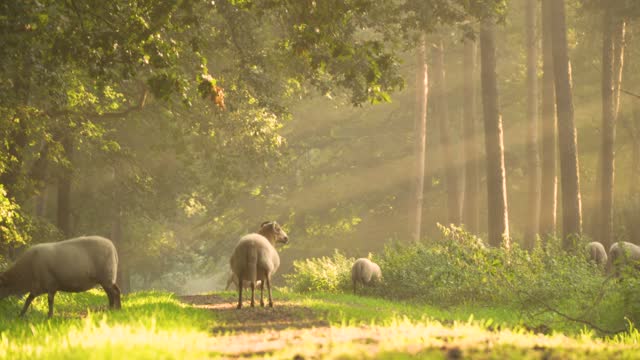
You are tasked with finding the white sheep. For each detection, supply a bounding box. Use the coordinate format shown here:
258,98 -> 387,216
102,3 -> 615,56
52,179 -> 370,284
607,241 -> 640,277
585,241 -> 608,266
351,258 -> 382,294
229,221 -> 288,308
0,235 -> 121,317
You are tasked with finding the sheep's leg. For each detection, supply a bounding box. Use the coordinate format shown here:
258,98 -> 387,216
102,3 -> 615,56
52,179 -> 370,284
47,291 -> 56,318
112,283 -> 122,309
102,284 -> 114,308
250,282 -> 255,307
236,272 -> 243,309
266,275 -> 273,308
260,279 -> 265,307
19,293 -> 36,317
353,280 -> 357,295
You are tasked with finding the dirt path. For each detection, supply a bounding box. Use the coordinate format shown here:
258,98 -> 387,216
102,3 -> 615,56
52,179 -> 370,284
179,294 -> 404,358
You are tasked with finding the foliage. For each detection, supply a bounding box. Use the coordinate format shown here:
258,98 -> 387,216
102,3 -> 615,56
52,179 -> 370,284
284,249 -> 356,293
285,225 -> 640,334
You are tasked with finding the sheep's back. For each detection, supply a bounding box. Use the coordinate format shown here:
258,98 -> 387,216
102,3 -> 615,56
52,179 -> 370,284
586,242 -> 607,264
230,233 -> 280,276
352,258 -> 375,284
7,236 -> 117,292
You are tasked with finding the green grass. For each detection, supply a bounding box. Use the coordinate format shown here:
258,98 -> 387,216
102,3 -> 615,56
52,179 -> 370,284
0,290 -> 215,359
0,290 -> 638,359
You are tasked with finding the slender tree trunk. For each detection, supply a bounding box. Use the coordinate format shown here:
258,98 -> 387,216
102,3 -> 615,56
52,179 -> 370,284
539,0 -> 557,238
432,39 -> 461,225
410,33 -> 428,242
599,13 -> 626,249
524,0 -> 541,249
463,38 -> 480,234
110,167 -> 130,293
480,19 -> 510,248
550,0 -> 582,248
56,135 -> 73,237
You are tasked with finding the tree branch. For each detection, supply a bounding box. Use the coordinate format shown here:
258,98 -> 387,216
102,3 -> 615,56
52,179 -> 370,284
621,88 -> 640,100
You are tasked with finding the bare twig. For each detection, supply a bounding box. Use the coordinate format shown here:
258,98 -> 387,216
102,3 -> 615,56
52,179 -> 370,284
621,88 -> 640,100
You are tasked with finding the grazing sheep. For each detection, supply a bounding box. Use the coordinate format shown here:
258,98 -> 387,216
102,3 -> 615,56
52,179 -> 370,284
0,235 -> 121,317
229,221 -> 289,309
607,241 -> 640,277
586,241 -> 608,266
224,272 -> 262,291
351,258 -> 382,294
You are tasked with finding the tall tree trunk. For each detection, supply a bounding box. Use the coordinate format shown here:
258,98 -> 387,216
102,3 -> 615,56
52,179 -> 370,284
550,0 -> 582,248
524,0 -> 541,249
480,19 -> 510,248
110,167 -> 131,293
539,0 -> 557,238
410,33 -> 429,242
463,38 -> 480,234
432,39 -> 461,225
56,135 -> 73,237
599,13 -> 626,249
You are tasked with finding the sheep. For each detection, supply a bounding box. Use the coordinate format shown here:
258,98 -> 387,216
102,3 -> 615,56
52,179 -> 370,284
607,241 -> 640,277
351,258 -> 382,294
229,221 -> 289,309
224,272 -> 262,291
0,235 -> 121,318
585,241 -> 608,266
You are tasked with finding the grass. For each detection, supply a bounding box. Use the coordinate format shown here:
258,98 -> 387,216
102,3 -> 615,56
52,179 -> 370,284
0,289 -> 637,359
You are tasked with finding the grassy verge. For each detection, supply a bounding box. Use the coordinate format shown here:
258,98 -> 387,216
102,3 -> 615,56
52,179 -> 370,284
0,290 -> 215,359
0,290 -> 638,359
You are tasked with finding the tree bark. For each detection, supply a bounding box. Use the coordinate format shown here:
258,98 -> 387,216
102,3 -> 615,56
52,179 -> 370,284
480,19 -> 510,248
524,0 -> 541,249
410,33 -> 429,242
599,12 -> 626,249
550,0 -> 582,248
432,39 -> 461,225
539,0 -> 557,239
463,38 -> 480,234
56,135 -> 73,237
110,166 -> 131,293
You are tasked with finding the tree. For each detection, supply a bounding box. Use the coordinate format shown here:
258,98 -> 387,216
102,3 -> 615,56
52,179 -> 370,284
598,10 -> 626,248
480,19 -> 510,248
411,33 -> 429,243
524,0 -> 541,249
463,38 -> 480,234
432,38 -> 461,225
539,0 -> 558,238
550,0 -> 583,247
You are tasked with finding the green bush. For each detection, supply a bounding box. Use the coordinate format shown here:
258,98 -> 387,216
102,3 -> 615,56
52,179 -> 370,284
284,249 -> 356,293
284,224 -> 640,332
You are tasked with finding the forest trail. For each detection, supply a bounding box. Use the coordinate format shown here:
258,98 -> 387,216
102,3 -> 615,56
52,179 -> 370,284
179,293 -> 438,359
177,293 -> 638,359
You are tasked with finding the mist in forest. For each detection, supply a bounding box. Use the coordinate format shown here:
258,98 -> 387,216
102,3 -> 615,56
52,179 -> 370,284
1,0 -> 639,295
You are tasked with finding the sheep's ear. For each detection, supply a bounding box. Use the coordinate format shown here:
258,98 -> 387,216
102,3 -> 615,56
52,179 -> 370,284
260,221 -> 271,228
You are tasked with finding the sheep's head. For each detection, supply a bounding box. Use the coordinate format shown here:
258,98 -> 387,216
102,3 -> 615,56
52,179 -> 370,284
259,221 -> 289,245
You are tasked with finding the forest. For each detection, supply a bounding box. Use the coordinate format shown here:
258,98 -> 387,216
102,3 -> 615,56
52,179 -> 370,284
1,0 -> 640,358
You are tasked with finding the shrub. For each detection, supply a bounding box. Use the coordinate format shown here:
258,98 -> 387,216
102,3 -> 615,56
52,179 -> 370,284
284,249 -> 356,293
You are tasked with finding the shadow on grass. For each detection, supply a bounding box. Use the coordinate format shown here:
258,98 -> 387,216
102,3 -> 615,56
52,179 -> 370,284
180,293 -> 329,334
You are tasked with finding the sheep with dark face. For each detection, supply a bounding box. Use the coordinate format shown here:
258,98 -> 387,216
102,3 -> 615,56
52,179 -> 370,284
0,235 -> 121,317
607,241 -> 640,277
351,258 -> 382,294
229,221 -> 289,309
586,241 -> 608,266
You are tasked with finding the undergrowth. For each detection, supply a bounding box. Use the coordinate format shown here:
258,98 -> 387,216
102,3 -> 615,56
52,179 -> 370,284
285,224 -> 640,336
